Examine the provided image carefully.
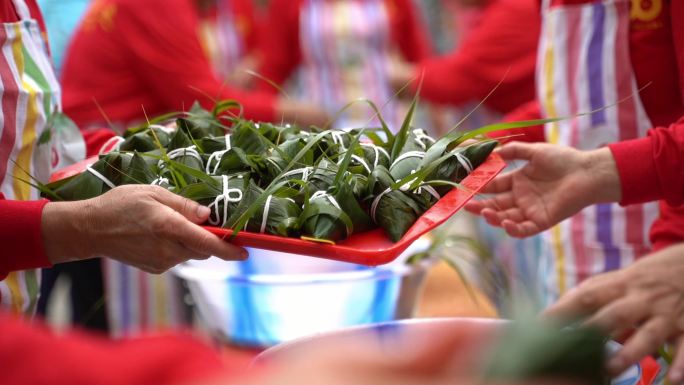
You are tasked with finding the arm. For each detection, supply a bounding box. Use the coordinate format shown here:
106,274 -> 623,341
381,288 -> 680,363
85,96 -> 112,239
0,313 -> 227,385
115,0 -> 276,122
413,0 -> 540,113
389,0 -> 432,63
609,121 -> 684,206
253,0 -> 301,93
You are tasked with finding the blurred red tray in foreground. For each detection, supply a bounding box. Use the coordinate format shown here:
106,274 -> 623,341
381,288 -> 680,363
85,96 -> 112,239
51,153 -> 505,266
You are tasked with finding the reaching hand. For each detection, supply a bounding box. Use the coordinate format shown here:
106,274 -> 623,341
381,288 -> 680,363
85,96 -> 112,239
42,185 -> 247,273
544,243 -> 684,383
464,142 -> 621,237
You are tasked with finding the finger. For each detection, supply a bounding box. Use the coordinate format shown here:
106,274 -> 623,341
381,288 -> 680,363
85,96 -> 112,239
607,317 -> 671,375
543,272 -> 626,321
151,186 -> 211,224
495,142 -> 538,162
479,172 -> 513,194
482,207 -> 526,227
171,215 -> 248,261
668,338 -> 684,384
583,295 -> 650,336
501,219 -> 542,238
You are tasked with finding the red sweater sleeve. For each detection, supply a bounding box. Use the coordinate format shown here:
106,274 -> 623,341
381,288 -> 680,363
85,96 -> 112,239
388,0 -> 432,63
116,0 -> 276,121
416,0 -> 540,114
0,197 -> 51,279
608,122 -> 684,206
255,0 -> 302,93
0,313 -> 234,385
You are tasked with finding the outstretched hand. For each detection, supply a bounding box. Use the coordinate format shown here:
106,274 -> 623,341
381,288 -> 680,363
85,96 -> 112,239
43,185 -> 248,273
464,142 -> 621,237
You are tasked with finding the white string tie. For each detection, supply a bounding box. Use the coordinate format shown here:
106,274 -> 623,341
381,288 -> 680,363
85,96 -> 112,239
310,190 -> 341,210
370,187 -> 392,223
260,195 -> 273,234
207,175 -> 244,227
148,124 -> 176,134
150,177 -> 169,186
412,129 -> 435,150
205,135 -> 233,174
454,151 -> 474,174
360,143 -> 390,168
337,154 -> 371,174
281,167 -> 313,181
86,166 -> 116,189
389,151 -> 425,171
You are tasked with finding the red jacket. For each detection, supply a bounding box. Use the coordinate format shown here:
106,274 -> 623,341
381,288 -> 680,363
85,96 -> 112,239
255,0 -> 432,92
416,0 -> 540,114
61,0 -> 276,131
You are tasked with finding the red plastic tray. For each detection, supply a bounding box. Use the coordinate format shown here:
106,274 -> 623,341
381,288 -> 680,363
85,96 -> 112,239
51,153 -> 505,266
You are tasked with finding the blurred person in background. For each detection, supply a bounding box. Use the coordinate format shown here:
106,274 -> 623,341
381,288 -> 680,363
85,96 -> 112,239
254,0 -> 433,131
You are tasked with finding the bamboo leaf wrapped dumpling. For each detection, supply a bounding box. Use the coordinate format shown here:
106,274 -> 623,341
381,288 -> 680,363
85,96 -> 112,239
158,129 -> 205,185
389,128 -> 434,181
367,165 -> 427,242
119,125 -> 173,152
300,190 -> 354,242
426,140 -> 498,196
47,152 -> 134,200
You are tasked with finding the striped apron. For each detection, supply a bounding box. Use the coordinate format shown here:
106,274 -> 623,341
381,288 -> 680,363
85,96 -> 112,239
0,0 -> 65,315
299,0 -> 400,130
536,0 -> 658,306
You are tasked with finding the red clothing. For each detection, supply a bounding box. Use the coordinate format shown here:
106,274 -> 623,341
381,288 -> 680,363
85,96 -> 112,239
0,196 -> 50,280
416,0 -> 540,114
608,123 -> 684,251
61,0 -> 276,131
256,0 -> 432,92
609,122 -> 684,207
500,1 -> 684,251
0,313 -> 233,385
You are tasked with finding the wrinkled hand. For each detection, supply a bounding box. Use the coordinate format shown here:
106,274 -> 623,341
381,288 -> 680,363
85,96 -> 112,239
43,185 -> 247,273
464,142 -> 621,237
544,244 -> 684,383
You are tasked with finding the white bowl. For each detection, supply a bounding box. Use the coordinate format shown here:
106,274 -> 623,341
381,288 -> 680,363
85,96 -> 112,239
173,238 -> 433,347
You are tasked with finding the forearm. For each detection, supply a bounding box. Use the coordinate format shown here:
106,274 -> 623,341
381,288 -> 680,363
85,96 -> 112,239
41,200 -> 92,265
582,147 -> 622,205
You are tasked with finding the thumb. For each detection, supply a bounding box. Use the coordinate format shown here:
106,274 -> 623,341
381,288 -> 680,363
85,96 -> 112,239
152,187 -> 211,224
495,142 -> 538,162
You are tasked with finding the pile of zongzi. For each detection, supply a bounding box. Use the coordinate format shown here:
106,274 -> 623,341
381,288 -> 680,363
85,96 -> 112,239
44,101 -> 497,243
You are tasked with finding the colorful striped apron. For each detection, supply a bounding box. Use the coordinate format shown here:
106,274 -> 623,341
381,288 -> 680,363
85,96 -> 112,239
299,0 -> 400,130
0,0 -> 65,315
536,0 -> 658,306
102,2 -> 251,336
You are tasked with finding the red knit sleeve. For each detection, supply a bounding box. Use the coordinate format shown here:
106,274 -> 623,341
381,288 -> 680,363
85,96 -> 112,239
116,0 -> 276,121
254,0 -> 302,93
650,202 -> 684,252
608,122 -> 684,206
0,313 -> 236,385
0,197 -> 51,279
232,0 -> 260,55
388,0 -> 432,63
416,0 -> 539,114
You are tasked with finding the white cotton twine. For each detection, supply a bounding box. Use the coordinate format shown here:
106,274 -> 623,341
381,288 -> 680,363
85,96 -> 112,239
337,154 -> 371,174
360,143 -> 390,168
150,177 -> 169,186
412,129 -> 435,150
281,166 -> 313,182
260,195 -> 273,234
205,134 -> 232,175
389,151 -> 425,171
310,190 -> 341,210
453,151 -> 474,174
207,175 -> 243,227
86,166 -> 116,189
